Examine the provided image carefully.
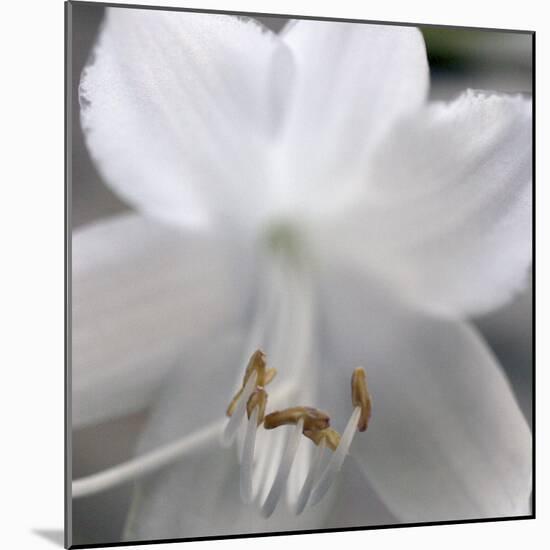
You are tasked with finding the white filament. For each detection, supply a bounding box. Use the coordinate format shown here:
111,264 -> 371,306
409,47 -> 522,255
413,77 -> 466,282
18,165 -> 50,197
294,438 -> 326,515
240,407 -> 259,503
309,406 -> 361,507
284,266 -> 316,506
221,371 -> 258,448
237,252 -> 283,377
261,419 -> 304,518
227,254 -> 332,517
256,425 -> 285,503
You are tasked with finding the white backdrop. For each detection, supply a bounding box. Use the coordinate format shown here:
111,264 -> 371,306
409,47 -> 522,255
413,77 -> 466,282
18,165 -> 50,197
0,0 -> 546,548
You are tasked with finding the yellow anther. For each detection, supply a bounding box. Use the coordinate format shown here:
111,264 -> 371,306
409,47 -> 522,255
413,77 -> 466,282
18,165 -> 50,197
243,349 -> 271,388
303,427 -> 341,451
226,387 -> 244,417
351,367 -> 372,432
264,406 -> 330,432
226,350 -> 276,417
263,368 -> 277,386
246,388 -> 268,426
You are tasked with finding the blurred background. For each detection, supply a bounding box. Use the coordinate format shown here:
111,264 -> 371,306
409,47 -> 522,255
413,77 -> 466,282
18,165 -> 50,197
69,4 -> 533,545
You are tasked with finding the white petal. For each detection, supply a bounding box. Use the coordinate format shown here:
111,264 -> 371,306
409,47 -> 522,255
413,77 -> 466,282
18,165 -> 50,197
274,21 -> 428,214
328,90 -> 532,317
123,330 -> 338,541
79,9 -> 293,229
72,214 -> 252,428
330,457 -> 398,527
316,266 -> 532,522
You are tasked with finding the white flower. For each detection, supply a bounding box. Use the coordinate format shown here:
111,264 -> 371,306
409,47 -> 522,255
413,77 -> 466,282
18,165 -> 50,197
72,8 -> 532,542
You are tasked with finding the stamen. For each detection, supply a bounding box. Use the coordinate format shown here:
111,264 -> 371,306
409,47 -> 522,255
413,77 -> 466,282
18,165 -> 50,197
351,367 -> 372,432
263,368 -> 277,386
264,407 -> 330,432
303,427 -> 341,451
227,350 -> 273,417
244,350 -> 267,385
240,407 -> 259,503
255,425 -> 284,503
225,387 -> 244,418
305,367 -> 371,507
294,437 -> 326,515
238,257 -> 283,373
221,371 -> 257,448
275,266 -> 315,508
308,406 -> 362,506
218,254 -> 372,517
261,418 -> 304,518
246,388 -> 268,426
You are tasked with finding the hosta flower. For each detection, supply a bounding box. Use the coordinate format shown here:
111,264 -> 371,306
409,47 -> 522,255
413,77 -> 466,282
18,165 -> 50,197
72,8 -> 532,542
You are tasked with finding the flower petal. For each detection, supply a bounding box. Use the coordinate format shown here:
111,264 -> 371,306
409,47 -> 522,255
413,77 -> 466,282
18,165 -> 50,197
316,265 -> 532,522
79,9 -> 293,228
72,214 -> 252,428
327,90 -> 532,318
274,21 -> 428,213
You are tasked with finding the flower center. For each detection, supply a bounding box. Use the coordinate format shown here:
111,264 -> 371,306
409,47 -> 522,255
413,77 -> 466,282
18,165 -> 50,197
220,217 -> 371,517
222,349 -> 371,517
263,220 -> 306,267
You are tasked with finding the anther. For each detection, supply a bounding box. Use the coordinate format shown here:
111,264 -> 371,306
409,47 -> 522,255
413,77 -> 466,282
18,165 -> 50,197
246,388 -> 268,426
226,387 -> 244,417
243,349 -> 270,387
351,367 -> 372,432
303,427 -> 341,451
263,368 -> 277,386
221,371 -> 257,447
226,350 -> 277,417
264,407 -> 330,432
224,353 -> 371,514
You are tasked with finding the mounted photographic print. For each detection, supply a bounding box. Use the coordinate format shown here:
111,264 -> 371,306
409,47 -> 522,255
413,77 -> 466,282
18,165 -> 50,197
66,1 -> 534,547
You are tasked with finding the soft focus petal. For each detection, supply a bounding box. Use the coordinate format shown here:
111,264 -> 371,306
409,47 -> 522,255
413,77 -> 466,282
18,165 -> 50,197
328,457 -> 398,528
274,21 -> 428,214
123,330 -> 339,541
72,214 -> 252,427
79,9 -> 293,228
315,265 -> 531,523
325,90 -> 532,317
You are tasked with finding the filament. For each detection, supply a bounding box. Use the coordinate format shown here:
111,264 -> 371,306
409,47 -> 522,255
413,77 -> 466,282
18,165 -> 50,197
256,425 -> 285,503
308,406 -> 362,507
240,407 -> 259,503
221,371 -> 257,448
294,438 -> 326,515
261,419 -> 304,518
